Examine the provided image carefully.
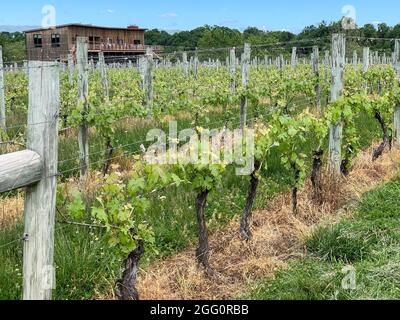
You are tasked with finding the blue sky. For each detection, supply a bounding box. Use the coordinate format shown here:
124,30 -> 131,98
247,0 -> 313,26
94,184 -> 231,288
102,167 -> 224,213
1,0 -> 400,33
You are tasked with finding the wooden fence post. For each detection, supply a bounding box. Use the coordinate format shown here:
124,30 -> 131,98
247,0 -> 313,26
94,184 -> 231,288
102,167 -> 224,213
23,60 -> 60,300
194,50 -> 199,80
77,37 -> 89,180
183,52 -> 188,79
145,47 -> 154,110
230,47 -> 236,94
329,34 -> 345,175
0,46 -> 5,129
291,47 -> 297,69
393,40 -> 400,147
353,50 -> 358,69
324,50 -> 330,85
67,54 -> 74,86
138,56 -> 146,90
22,60 -> 28,76
98,52 -> 109,101
363,47 -> 370,73
279,54 -> 284,73
240,43 -> 251,129
312,46 -> 321,113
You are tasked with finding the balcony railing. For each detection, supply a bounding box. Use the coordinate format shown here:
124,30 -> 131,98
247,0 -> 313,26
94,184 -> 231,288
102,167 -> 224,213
88,43 -> 163,52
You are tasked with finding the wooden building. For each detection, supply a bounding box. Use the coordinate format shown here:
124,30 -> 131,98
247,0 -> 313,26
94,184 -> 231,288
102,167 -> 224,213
25,23 -> 163,61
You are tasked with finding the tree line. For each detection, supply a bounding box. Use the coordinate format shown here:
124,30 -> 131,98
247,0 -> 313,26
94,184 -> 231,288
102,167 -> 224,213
2,20 -> 400,62
0,32 -> 25,62
145,20 -> 400,56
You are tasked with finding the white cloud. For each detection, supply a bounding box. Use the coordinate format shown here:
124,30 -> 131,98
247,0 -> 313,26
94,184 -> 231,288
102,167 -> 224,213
107,9 -> 115,14
160,12 -> 178,18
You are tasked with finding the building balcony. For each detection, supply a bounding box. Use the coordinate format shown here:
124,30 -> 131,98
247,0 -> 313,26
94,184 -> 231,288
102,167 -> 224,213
88,43 -> 164,53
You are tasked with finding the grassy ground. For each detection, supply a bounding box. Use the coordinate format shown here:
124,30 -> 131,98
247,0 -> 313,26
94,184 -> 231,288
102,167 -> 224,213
245,177 -> 400,300
0,96 -> 382,300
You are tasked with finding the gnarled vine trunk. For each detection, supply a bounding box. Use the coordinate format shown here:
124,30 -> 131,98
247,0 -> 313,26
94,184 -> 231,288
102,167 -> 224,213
102,139 -> 114,176
195,190 -> 211,272
341,145 -> 354,177
284,104 -> 290,115
292,186 -> 298,215
291,163 -> 301,215
115,240 -> 144,301
311,149 -> 324,204
372,111 -> 388,161
240,161 -> 261,240
341,158 -> 350,176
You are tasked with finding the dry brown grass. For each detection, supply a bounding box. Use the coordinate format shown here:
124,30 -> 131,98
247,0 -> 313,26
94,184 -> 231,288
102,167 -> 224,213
135,146 -> 400,300
1,142 -> 399,300
0,191 -> 24,229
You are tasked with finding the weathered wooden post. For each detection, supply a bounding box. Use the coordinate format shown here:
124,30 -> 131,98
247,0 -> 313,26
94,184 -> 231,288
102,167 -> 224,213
230,47 -> 236,94
183,52 -> 188,79
145,47 -> 154,109
240,43 -> 251,129
312,46 -> 321,113
363,47 -> 370,73
89,57 -> 95,71
279,54 -> 284,73
324,51 -> 330,82
194,50 -> 199,80
77,37 -> 89,180
23,60 -> 60,300
138,56 -> 146,90
393,40 -> 400,147
0,46 -> 5,129
353,50 -> 358,69
67,53 -> 74,85
23,60 -> 28,76
98,52 -> 109,101
362,47 -> 370,94
329,34 -> 345,175
291,47 -> 297,69
190,56 -> 194,72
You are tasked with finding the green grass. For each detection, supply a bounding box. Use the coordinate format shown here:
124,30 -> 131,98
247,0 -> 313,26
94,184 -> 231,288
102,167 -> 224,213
0,223 -> 120,300
245,178 -> 400,300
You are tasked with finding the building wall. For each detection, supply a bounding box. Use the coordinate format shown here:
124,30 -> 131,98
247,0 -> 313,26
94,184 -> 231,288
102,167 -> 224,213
68,26 -> 145,47
26,26 -> 146,61
26,27 -> 70,61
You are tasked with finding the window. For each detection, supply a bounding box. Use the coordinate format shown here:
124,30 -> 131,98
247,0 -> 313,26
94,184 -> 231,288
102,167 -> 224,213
33,34 -> 42,48
51,34 -> 60,47
89,36 -> 101,48
134,40 -> 141,45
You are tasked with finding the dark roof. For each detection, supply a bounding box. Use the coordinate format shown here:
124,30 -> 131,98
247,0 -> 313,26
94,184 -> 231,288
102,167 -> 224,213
24,23 -> 147,33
